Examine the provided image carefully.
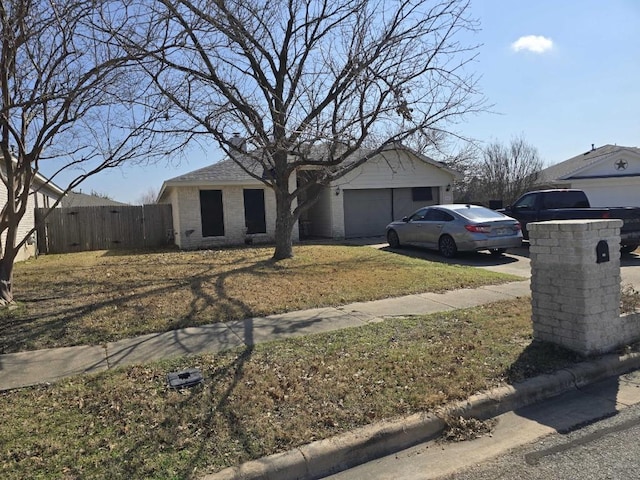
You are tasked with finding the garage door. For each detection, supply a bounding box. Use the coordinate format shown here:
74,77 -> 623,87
344,189 -> 393,238
580,185 -> 640,207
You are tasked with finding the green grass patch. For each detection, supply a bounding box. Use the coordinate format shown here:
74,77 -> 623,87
0,298 -> 580,479
1,245 -> 520,353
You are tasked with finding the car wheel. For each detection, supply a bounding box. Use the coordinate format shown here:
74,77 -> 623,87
438,235 -> 457,258
621,244 -> 638,255
387,229 -> 401,248
490,248 -> 506,257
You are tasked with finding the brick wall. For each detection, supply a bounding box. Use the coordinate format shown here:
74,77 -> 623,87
529,219 -> 638,356
168,183 -> 299,250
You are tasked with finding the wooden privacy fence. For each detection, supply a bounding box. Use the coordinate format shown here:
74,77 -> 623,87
35,204 -> 173,254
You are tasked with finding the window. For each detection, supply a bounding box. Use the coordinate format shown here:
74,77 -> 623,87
425,209 -> 454,221
409,208 -> 428,221
412,187 -> 433,202
514,193 -> 536,210
244,189 -> 266,234
200,190 -> 224,237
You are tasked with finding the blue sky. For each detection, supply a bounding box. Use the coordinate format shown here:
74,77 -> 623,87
60,0 -> 640,204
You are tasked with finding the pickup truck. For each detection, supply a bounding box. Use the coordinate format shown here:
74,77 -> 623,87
501,189 -> 640,253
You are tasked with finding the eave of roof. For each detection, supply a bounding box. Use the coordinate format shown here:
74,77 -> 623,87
538,144 -> 640,183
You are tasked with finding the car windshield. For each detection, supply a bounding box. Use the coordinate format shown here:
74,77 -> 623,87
450,205 -> 507,220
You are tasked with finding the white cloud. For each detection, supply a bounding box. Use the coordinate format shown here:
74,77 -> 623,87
511,35 -> 554,54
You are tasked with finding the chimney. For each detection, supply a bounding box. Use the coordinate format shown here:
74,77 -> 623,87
591,143 -> 595,151
229,132 -> 247,153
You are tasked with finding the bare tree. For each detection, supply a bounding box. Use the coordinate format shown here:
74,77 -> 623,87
125,0 -> 484,259
136,187 -> 159,205
468,136 -> 543,206
0,0 -> 166,303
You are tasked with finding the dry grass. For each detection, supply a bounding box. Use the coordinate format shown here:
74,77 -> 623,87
621,284 -> 640,313
1,245 -> 519,353
0,298 -> 582,480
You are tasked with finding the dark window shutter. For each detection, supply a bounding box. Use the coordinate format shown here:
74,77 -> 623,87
200,190 -> 224,237
243,189 -> 266,234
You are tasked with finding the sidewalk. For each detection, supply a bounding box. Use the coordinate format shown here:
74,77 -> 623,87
0,280 -> 530,391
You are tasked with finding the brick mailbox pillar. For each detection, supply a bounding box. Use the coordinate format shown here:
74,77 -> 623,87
529,219 -> 623,356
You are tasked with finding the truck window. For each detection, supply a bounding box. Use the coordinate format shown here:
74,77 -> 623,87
543,191 -> 589,209
514,194 -> 536,210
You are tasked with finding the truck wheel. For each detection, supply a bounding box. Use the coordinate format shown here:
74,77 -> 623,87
621,244 -> 638,255
439,235 -> 457,258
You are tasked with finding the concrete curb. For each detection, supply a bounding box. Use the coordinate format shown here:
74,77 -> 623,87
202,351 -> 640,480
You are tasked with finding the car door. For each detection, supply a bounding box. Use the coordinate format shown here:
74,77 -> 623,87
509,193 -> 538,236
420,208 -> 453,247
401,208 -> 428,243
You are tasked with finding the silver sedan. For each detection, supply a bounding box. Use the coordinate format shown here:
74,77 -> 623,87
386,204 -> 522,258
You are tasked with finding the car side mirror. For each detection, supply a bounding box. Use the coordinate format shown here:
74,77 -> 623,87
402,216 -> 409,222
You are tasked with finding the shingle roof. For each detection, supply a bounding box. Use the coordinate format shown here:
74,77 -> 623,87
61,192 -> 129,208
159,143 -> 460,200
538,144 -> 640,184
164,157 -> 263,184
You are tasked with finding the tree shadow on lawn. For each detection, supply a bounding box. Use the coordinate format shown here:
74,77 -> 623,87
0,258 -> 282,354
2,244 -> 425,353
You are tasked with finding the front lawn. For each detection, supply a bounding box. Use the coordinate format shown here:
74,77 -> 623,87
0,298 -> 581,480
1,245 -> 520,353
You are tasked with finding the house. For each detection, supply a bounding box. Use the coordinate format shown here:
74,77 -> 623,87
537,144 -> 640,207
0,169 -> 64,261
157,144 -> 460,249
60,191 -> 129,208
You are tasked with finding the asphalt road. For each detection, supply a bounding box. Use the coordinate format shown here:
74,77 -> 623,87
442,400 -> 640,480
325,370 -> 640,480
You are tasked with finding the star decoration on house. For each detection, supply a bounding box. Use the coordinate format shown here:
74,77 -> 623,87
615,159 -> 628,171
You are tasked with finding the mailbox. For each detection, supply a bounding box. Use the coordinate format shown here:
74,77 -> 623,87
596,240 -> 610,263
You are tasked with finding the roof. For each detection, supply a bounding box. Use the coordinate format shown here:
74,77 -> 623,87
60,192 -> 129,208
538,144 -> 640,184
158,143 -> 460,201
163,157 -> 264,185
0,159 -> 65,197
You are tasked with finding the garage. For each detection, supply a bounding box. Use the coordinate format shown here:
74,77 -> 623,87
578,184 -> 640,208
343,189 -> 392,238
343,187 -> 439,238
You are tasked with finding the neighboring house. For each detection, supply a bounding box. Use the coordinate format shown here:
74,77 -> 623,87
537,144 -> 640,207
60,191 -> 129,208
0,169 -> 64,262
157,144 -> 460,249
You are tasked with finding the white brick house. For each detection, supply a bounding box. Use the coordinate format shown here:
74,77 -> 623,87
158,144 -> 459,249
537,144 -> 640,207
0,169 -> 64,261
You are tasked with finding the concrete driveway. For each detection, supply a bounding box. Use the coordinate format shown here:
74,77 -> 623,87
478,244 -> 640,289
348,237 -> 640,289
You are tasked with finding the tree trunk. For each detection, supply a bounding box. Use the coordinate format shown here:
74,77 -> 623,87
273,188 -> 295,260
0,256 -> 14,305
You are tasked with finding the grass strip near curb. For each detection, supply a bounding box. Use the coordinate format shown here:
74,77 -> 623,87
1,245 -> 520,353
0,298 -> 581,480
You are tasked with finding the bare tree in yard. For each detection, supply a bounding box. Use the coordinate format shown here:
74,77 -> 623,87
125,0 -> 484,260
472,136 -> 543,206
136,187 -> 159,205
0,0 -> 166,304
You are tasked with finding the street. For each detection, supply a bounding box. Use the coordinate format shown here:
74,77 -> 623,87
443,400 -> 640,479
325,371 -> 640,480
